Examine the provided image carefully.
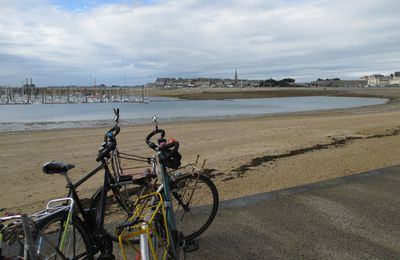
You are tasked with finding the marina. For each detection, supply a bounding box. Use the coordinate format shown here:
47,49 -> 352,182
0,86 -> 146,104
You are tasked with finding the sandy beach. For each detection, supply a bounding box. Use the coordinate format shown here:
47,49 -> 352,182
1,87 -> 400,214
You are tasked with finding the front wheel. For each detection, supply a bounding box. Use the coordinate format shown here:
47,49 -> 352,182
170,174 -> 219,241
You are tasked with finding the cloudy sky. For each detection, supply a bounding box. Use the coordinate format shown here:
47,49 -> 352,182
0,0 -> 399,86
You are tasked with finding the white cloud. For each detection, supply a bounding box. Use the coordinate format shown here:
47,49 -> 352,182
0,0 -> 399,86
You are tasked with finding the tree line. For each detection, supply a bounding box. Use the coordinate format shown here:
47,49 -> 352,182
258,78 -> 295,87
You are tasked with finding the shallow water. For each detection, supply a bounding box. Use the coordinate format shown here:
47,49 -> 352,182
0,96 -> 387,132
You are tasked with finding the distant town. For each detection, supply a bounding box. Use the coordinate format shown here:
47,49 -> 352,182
0,70 -> 399,104
149,71 -> 400,88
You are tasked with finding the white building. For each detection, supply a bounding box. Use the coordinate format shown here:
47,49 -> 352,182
367,72 -> 400,86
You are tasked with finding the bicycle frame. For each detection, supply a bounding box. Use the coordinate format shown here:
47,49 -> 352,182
154,152 -> 183,259
54,158 -> 115,256
158,163 -> 176,230
118,191 -> 171,260
116,155 -> 183,260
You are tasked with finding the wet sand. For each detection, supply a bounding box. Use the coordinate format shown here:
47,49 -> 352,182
1,87 -> 400,214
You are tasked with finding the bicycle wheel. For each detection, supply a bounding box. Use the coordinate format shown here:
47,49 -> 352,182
35,211 -> 93,259
170,174 -> 219,241
91,182 -> 148,242
0,221 -> 28,258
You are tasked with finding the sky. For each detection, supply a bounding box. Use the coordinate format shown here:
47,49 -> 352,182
0,0 -> 399,86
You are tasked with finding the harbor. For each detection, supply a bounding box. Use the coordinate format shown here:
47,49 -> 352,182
0,85 -> 146,104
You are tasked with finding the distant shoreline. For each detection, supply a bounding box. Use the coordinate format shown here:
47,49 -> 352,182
147,87 -> 393,100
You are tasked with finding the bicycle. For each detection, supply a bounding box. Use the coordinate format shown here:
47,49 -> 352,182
91,116 -> 219,244
116,116 -> 219,259
145,116 -> 219,242
0,198 -> 77,259
117,123 -> 185,259
28,109 -> 135,259
89,111 -> 160,243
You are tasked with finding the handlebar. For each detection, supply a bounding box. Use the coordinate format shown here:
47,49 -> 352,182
96,138 -> 117,162
145,118 -> 181,169
145,129 -> 166,150
145,127 -> 179,158
97,109 -> 120,161
104,125 -> 120,142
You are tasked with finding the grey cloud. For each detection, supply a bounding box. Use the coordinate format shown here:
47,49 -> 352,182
0,0 -> 399,86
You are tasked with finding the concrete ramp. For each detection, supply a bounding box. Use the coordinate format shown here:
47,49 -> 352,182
189,166 -> 400,259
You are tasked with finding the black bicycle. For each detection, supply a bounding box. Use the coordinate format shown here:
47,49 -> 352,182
35,108 -> 136,259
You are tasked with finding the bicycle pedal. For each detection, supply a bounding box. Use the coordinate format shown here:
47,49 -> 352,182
183,239 -> 199,253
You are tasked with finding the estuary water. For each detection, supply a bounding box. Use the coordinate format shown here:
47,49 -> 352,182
0,96 -> 387,132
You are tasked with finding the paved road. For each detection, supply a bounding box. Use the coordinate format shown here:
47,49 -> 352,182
188,165 -> 400,259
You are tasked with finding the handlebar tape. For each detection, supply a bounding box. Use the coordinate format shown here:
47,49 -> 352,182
109,125 -> 120,137
104,125 -> 120,142
114,126 -> 120,136
145,129 -> 166,150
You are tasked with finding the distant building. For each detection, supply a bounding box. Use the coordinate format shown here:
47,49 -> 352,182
175,78 -> 185,87
367,74 -> 385,86
154,69 -> 260,88
23,78 -> 35,88
155,78 -> 179,88
194,78 -> 211,87
310,79 -> 367,88
390,72 -> 400,85
366,72 -> 400,86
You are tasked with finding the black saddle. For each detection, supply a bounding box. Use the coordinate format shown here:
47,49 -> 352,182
42,161 -> 75,174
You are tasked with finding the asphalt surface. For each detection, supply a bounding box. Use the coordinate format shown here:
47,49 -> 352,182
188,165 -> 400,259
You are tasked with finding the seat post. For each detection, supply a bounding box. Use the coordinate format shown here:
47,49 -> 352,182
63,173 -> 73,187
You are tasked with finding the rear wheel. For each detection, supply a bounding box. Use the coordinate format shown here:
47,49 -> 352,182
170,174 -> 219,241
36,212 -> 93,259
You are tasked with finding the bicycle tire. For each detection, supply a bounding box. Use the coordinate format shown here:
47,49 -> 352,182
91,182 -> 147,242
0,220 -> 30,258
170,174 -> 219,241
35,211 -> 93,259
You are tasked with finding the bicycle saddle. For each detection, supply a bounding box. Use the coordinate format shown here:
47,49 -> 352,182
42,161 -> 75,174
